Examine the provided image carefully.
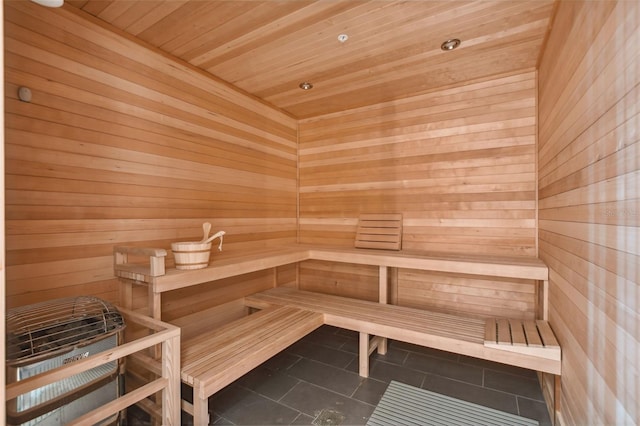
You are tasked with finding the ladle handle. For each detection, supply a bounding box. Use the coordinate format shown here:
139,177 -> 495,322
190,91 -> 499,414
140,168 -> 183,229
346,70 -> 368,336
204,230 -> 226,251
199,222 -> 212,243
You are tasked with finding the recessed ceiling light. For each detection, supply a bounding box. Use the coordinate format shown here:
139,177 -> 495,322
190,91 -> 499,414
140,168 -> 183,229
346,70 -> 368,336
338,34 -> 349,43
441,38 -> 461,51
30,0 -> 64,7
299,82 -> 313,90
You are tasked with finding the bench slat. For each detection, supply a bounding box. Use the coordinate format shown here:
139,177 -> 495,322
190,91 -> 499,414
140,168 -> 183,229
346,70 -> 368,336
509,320 -> 528,346
536,320 -> 560,348
497,319 -> 512,345
523,321 -> 543,347
484,318 -> 497,344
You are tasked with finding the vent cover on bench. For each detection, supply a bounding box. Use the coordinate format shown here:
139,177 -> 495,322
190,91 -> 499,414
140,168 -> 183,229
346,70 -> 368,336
355,214 -> 402,251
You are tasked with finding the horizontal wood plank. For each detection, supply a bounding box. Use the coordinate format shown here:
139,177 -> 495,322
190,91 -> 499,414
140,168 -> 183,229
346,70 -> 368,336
4,2 -> 297,310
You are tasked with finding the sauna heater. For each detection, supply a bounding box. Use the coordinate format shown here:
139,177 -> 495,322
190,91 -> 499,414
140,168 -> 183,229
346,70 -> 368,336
5,296 -> 126,426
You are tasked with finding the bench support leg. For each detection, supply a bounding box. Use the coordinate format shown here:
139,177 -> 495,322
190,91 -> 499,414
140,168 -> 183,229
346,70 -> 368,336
377,336 -> 388,355
192,387 -> 210,426
359,332 -> 370,377
359,333 -> 389,377
378,266 -> 389,354
536,279 -> 549,321
554,374 -> 561,425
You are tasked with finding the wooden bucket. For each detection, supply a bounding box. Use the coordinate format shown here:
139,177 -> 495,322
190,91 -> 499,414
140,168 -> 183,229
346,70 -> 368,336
171,241 -> 212,270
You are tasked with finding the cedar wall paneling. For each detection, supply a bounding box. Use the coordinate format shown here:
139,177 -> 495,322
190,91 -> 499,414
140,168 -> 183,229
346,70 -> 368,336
538,1 -> 639,424
1,4 -> 5,418
3,2 -> 298,317
298,71 -> 538,319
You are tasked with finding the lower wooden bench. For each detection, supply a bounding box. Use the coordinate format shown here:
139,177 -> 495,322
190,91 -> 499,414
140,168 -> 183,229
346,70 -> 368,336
180,288 -> 561,424
180,305 -> 323,425
245,287 -> 561,376
245,288 -> 561,421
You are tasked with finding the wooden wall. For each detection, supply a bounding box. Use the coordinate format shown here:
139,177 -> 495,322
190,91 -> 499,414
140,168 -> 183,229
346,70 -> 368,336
3,2 -> 298,317
1,4 -> 6,418
298,71 -> 539,319
538,1 -> 639,424
4,2 -> 638,422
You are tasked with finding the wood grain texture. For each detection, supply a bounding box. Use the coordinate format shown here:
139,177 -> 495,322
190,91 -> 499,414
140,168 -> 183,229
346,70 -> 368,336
3,2 -> 297,309
538,1 -> 639,424
397,271 -> 536,320
0,6 -> 6,422
65,0 -> 555,118
4,3 -> 636,423
298,71 -> 538,319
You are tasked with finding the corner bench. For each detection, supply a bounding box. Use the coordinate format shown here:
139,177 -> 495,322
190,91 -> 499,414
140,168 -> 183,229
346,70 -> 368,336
245,287 -> 561,377
113,244 -> 557,423
179,287 -> 561,425
244,288 -> 561,423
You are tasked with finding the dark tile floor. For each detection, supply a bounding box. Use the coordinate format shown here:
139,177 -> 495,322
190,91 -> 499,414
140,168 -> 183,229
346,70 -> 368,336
131,325 -> 552,426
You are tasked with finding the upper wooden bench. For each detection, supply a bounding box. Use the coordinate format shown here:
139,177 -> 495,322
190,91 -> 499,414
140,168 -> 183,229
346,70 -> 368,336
114,244 -> 550,320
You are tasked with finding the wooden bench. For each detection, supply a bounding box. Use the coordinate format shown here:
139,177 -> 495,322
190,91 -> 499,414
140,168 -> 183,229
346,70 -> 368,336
180,305 -> 323,425
114,244 -> 550,322
113,244 -> 554,421
244,287 -> 561,388
177,287 -> 560,424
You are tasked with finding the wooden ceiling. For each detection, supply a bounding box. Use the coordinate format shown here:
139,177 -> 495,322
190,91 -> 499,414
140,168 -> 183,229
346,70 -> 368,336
66,0 -> 556,119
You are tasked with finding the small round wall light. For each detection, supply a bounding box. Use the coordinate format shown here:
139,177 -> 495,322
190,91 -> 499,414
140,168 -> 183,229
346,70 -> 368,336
441,38 -> 461,51
18,87 -> 32,103
299,82 -> 314,90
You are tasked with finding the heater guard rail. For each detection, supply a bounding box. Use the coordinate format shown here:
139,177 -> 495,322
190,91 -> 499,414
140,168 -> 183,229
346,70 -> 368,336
5,307 -> 181,426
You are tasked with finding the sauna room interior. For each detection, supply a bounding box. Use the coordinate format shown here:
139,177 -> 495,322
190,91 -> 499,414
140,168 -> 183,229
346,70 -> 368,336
1,0 -> 638,425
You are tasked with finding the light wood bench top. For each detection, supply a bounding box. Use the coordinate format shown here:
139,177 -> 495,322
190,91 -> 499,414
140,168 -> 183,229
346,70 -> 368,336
307,246 -> 548,280
178,288 -> 560,424
245,287 -> 561,375
114,244 -> 549,294
181,305 -> 323,399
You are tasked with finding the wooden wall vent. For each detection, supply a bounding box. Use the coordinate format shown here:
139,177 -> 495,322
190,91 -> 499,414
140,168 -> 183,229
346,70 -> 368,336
355,214 -> 403,251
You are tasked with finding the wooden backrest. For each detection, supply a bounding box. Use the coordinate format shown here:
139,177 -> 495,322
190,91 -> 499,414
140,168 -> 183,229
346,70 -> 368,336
355,214 -> 403,250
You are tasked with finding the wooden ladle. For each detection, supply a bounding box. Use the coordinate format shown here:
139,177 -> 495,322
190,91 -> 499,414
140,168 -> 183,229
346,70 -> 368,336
199,222 -> 212,243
